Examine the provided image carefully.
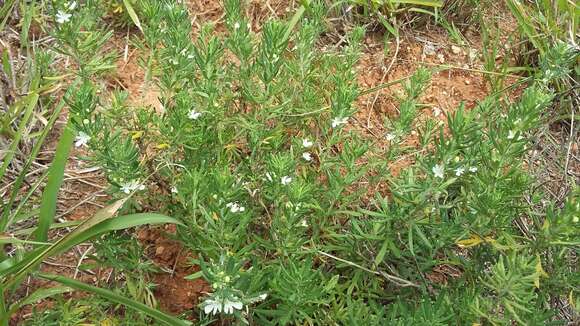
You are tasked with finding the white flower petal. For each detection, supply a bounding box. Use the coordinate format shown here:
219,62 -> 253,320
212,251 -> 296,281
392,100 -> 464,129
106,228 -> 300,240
56,11 -> 72,24
188,109 -> 202,120
75,131 -> 91,148
302,138 -> 313,148
331,116 -> 349,128
281,176 -> 292,185
432,164 -> 445,179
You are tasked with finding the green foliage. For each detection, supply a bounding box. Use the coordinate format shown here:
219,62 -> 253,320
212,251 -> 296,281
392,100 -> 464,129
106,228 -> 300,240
3,0 -> 578,324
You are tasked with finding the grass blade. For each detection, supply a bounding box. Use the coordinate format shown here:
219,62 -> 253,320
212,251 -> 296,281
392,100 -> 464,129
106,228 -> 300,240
122,0 -> 143,33
34,121 -> 74,243
1,80 -> 78,231
1,206 -> 181,287
283,0 -> 309,43
37,274 -> 191,326
7,286 -> 72,316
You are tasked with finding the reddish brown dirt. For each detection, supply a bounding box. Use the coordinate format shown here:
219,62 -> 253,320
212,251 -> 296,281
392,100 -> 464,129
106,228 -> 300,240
137,226 -> 211,317
113,51 -> 163,111
352,28 -> 492,148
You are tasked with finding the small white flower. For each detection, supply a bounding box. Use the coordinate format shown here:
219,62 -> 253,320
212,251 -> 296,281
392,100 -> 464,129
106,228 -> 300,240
385,133 -> 396,141
432,164 -> 445,179
281,176 -> 292,185
188,109 -> 202,120
226,202 -> 245,213
119,180 -> 145,194
331,116 -> 349,128
223,298 -> 243,314
56,11 -> 72,24
507,130 -> 516,140
203,299 -> 221,315
469,166 -> 478,173
300,219 -> 309,227
67,1 -> 77,10
302,138 -> 313,148
171,186 -> 178,194
75,131 -> 91,148
508,130 -> 524,140
302,152 -> 312,162
432,106 -> 442,117
455,167 -> 465,176
233,22 -> 240,29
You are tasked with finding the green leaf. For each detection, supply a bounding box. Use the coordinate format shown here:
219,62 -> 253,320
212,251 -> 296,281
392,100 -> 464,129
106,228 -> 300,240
324,274 -> 340,292
1,79 -> 78,231
283,0 -> 308,43
1,209 -> 181,285
37,274 -> 191,326
391,0 -> 443,7
0,236 -> 50,246
7,286 -> 72,316
184,270 -> 203,280
374,239 -> 390,267
123,0 -> 143,33
19,0 -> 33,48
34,121 -> 75,243
12,220 -> 83,236
0,199 -> 127,284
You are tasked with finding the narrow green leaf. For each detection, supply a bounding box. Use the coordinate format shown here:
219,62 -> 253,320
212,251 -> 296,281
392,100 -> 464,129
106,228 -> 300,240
34,120 -> 75,243
374,240 -> 390,267
12,220 -> 82,236
2,208 -> 180,287
0,0 -> 18,31
283,0 -> 309,43
184,270 -> 203,280
0,237 -> 50,246
1,49 -> 12,84
19,1 -> 33,48
122,0 -> 143,33
37,274 -> 191,326
1,80 -> 78,230
391,0 -> 443,7
0,199 -> 128,283
7,286 -> 72,316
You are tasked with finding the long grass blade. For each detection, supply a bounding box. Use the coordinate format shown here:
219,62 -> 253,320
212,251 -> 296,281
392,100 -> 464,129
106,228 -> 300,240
34,121 -> 75,243
122,0 -> 143,33
1,209 -> 181,287
37,274 -> 191,326
7,286 -> 72,316
1,80 -> 78,231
